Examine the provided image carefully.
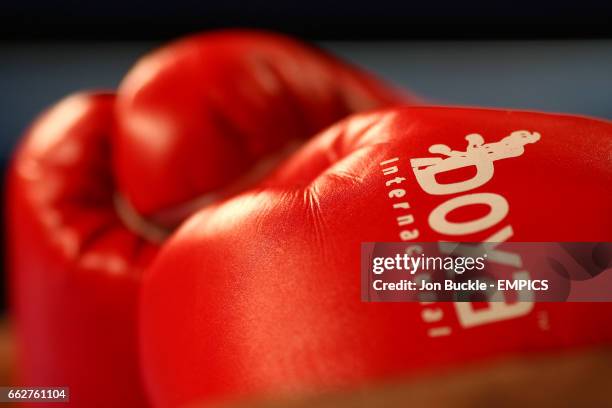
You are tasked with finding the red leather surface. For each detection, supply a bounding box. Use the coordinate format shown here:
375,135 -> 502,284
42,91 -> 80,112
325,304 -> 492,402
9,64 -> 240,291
114,30 -> 410,219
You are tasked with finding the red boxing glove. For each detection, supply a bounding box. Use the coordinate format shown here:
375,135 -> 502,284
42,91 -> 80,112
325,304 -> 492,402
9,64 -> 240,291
7,31 -> 409,408
140,107 -> 612,408
114,30 -> 410,226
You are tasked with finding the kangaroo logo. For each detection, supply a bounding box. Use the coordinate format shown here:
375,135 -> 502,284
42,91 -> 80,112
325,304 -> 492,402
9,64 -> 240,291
411,130 -> 541,195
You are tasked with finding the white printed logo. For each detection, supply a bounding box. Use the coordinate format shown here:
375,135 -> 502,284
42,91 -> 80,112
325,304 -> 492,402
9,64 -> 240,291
407,130 -> 542,334
410,130 -> 541,196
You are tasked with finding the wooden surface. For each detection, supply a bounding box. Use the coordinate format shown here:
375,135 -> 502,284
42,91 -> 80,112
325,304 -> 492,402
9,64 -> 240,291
0,318 -> 15,408
198,349 -> 612,408
0,318 -> 14,387
2,318 -> 611,407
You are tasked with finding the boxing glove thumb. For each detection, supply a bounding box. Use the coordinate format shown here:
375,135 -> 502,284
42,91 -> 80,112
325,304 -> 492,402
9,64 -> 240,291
114,30 -> 415,230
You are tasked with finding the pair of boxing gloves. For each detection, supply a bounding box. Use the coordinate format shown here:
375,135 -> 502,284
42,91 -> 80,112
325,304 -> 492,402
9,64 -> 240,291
7,30 -> 612,408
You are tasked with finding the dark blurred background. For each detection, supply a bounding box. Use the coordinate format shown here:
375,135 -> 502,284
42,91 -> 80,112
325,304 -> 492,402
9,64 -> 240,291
1,1 -> 612,312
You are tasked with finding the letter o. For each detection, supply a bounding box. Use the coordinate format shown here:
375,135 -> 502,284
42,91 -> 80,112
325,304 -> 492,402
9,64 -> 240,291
428,193 -> 509,236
